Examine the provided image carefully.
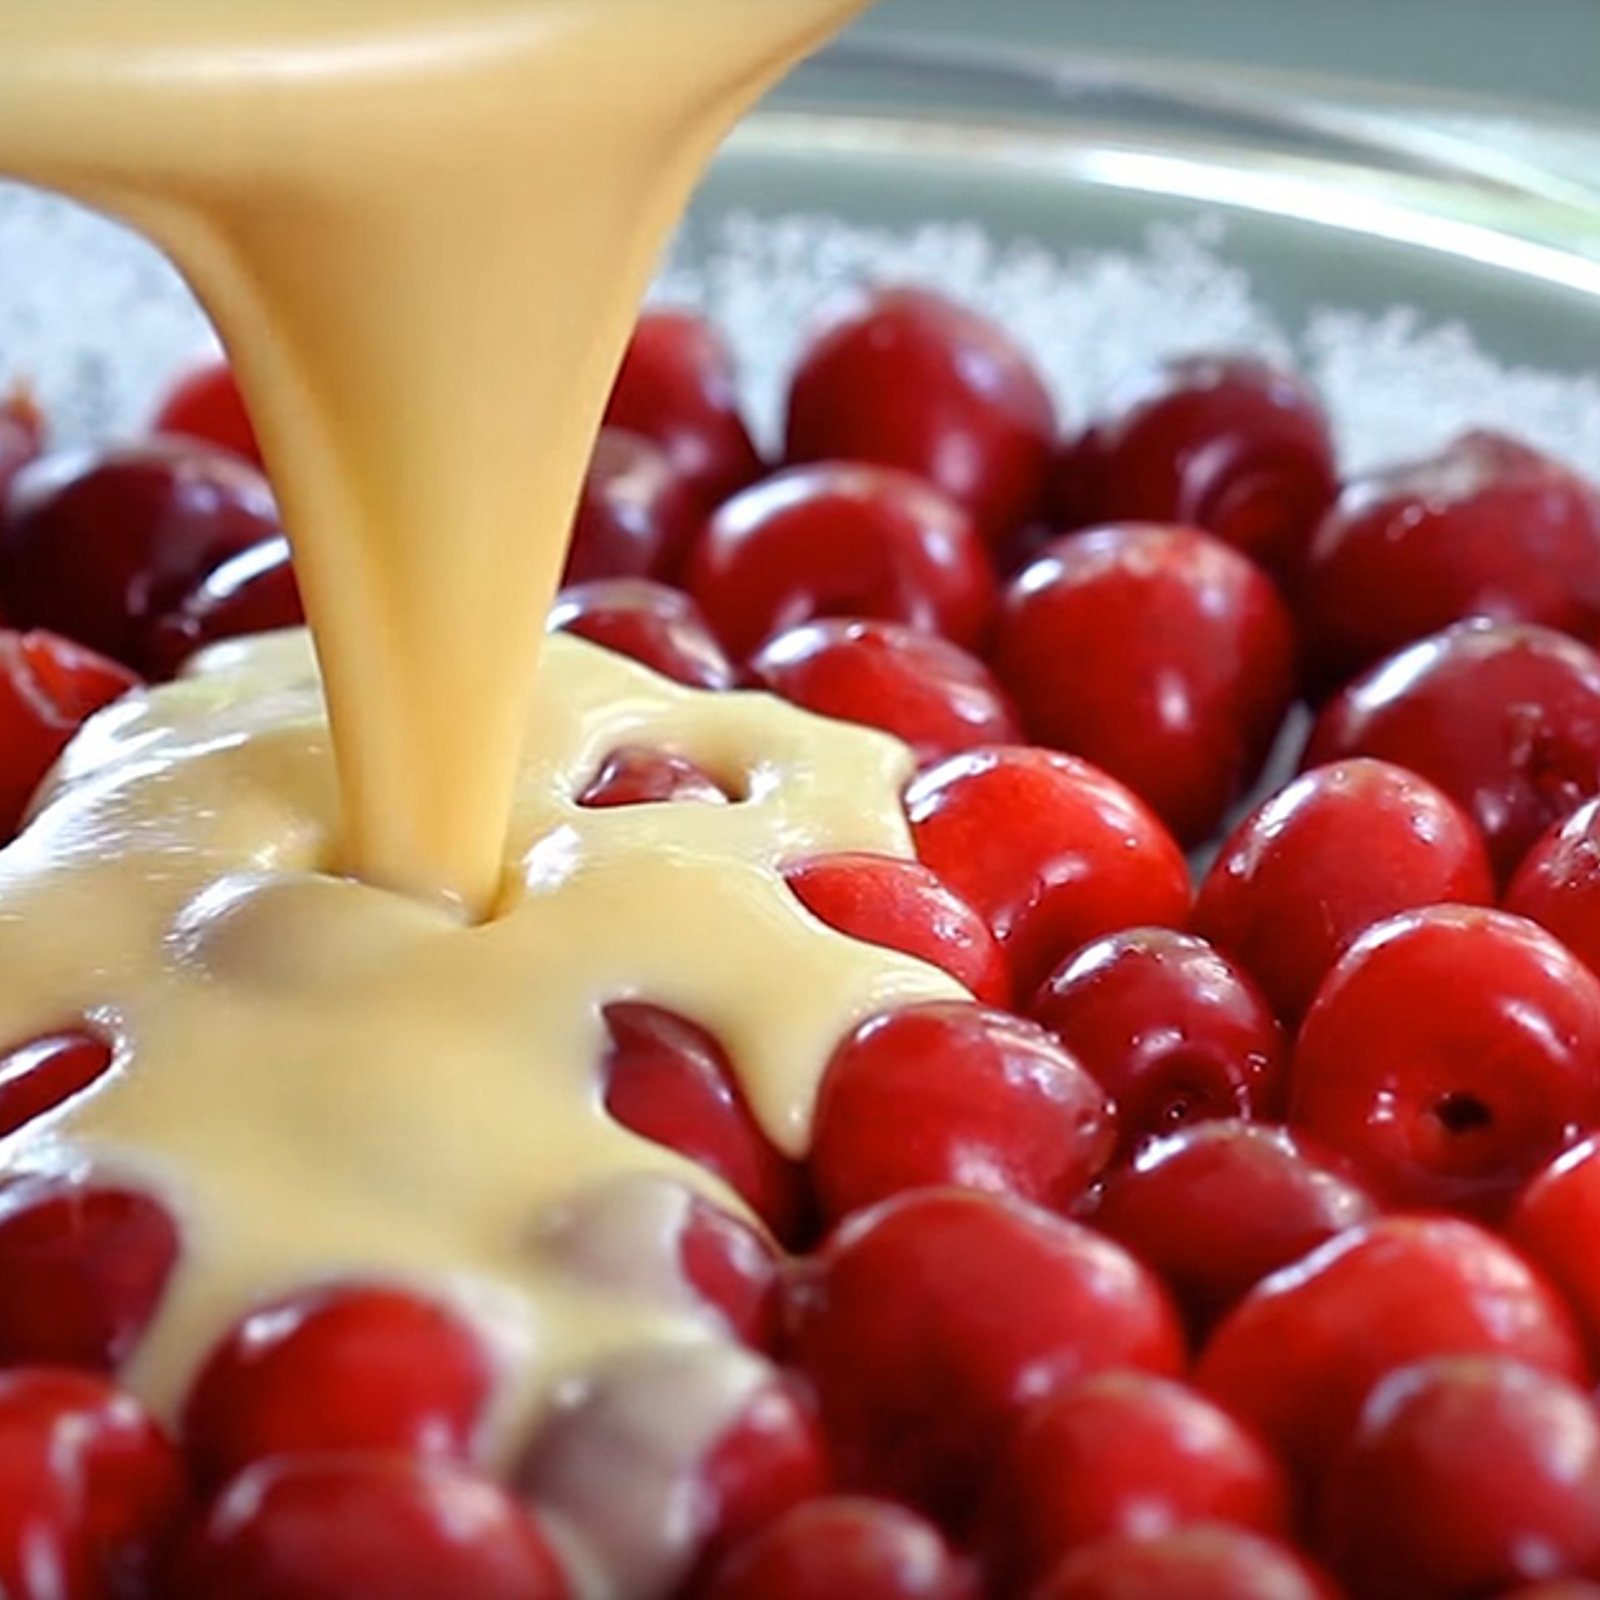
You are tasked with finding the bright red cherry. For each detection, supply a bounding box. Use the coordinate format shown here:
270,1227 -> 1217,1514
1092,1121 -> 1376,1331
1511,1139 -> 1600,1356
181,1285 -> 496,1489
701,1499 -> 977,1600
785,287 -> 1057,544
1301,431 -> 1600,693
172,1453 -> 569,1600
0,1173 -> 179,1372
1321,1355 -> 1600,1600
1196,1216 -> 1587,1473
0,629 -> 140,837
995,524 -> 1296,844
577,747 -> 730,809
601,1004 -> 805,1241
985,1372 -> 1289,1592
0,440 -> 280,667
783,853 -> 1011,1007
1035,1526 -> 1337,1600
1071,355 -> 1339,583
788,1187 -> 1182,1520
141,537 -> 303,679
153,360 -> 263,468
549,579 -> 736,691
809,1001 -> 1115,1224
1303,620 -> 1600,883
1194,758 -> 1495,1023
1290,905 -> 1600,1217
0,1031 -> 113,1139
606,309 -> 764,505
564,429 -> 704,586
690,463 -> 996,660
750,618 -> 1020,766
1030,929 -> 1285,1158
906,746 -> 1192,999
1508,798 -> 1600,977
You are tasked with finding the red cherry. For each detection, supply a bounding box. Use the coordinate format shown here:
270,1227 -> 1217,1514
1511,1139 -> 1600,1358
1194,758 -> 1494,1023
783,853 -> 1011,1007
1030,929 -> 1286,1158
173,1453 -> 569,1600
1508,798 -> 1600,977
1035,1526 -> 1337,1600
1289,905 -> 1600,1218
564,430 -> 704,586
577,748 -> 730,809
181,1284 -> 496,1489
788,1187 -> 1182,1519
1196,1216 -> 1587,1474
701,1498 -> 977,1600
1498,1586 -> 1600,1600
0,1174 -> 179,1372
809,1001 -> 1115,1224
985,1372 -> 1290,1592
1092,1121 -> 1377,1330
153,360 -> 263,468
1303,620 -> 1600,883
1075,355 -> 1339,583
519,1346 -> 826,1598
1321,1355 -> 1600,1600
550,580 -> 736,691
995,524 -> 1296,844
601,1004 -> 805,1241
606,309 -> 763,505
1301,431 -> 1600,694
690,463 -> 996,660
0,629 -> 141,837
750,618 -> 1020,766
141,538 -> 303,679
906,746 -> 1192,999
0,1031 -> 113,1139
0,1368 -> 184,1600
678,1197 -> 784,1353
785,287 -> 1057,544
0,441 -> 280,667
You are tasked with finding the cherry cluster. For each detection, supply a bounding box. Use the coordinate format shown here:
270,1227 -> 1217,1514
0,289 -> 1599,1599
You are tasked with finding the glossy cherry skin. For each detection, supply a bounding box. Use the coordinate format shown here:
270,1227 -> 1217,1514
1035,1526 -> 1337,1600
906,746 -> 1192,999
172,1453 -> 569,1600
0,1173 -> 179,1373
783,853 -> 1011,1007
788,1187 -> 1183,1521
549,579 -> 736,691
1070,355 -> 1339,583
0,1368 -> 185,1600
601,1003 -> 805,1242
153,360 -> 263,468
606,309 -> 764,505
1194,758 -> 1495,1023
1196,1216 -> 1587,1474
577,747 -> 730,809
750,618 -> 1020,766
564,429 -> 704,586
985,1372 -> 1289,1593
1321,1355 -> 1600,1600
784,287 -> 1057,544
690,463 -> 996,661
180,1284 -> 495,1489
0,629 -> 140,837
1511,1139 -> 1600,1358
1289,905 -> 1600,1218
995,524 -> 1297,844
1508,798 -> 1600,977
141,537 -> 303,679
1301,431 -> 1600,694
0,1030 -> 114,1140
1092,1121 -> 1377,1332
1303,620 -> 1600,883
809,1002 -> 1115,1224
0,440 -> 281,667
703,1498 -> 976,1600
1030,929 -> 1286,1158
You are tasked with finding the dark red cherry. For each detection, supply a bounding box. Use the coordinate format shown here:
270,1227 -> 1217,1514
577,748 -> 730,809
1035,1526 -> 1337,1600
550,579 -> 736,691
141,537 -> 302,679
564,429 -> 704,586
0,1031 -> 114,1139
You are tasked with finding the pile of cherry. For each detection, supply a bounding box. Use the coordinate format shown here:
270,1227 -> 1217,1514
3,289 -> 1600,1600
